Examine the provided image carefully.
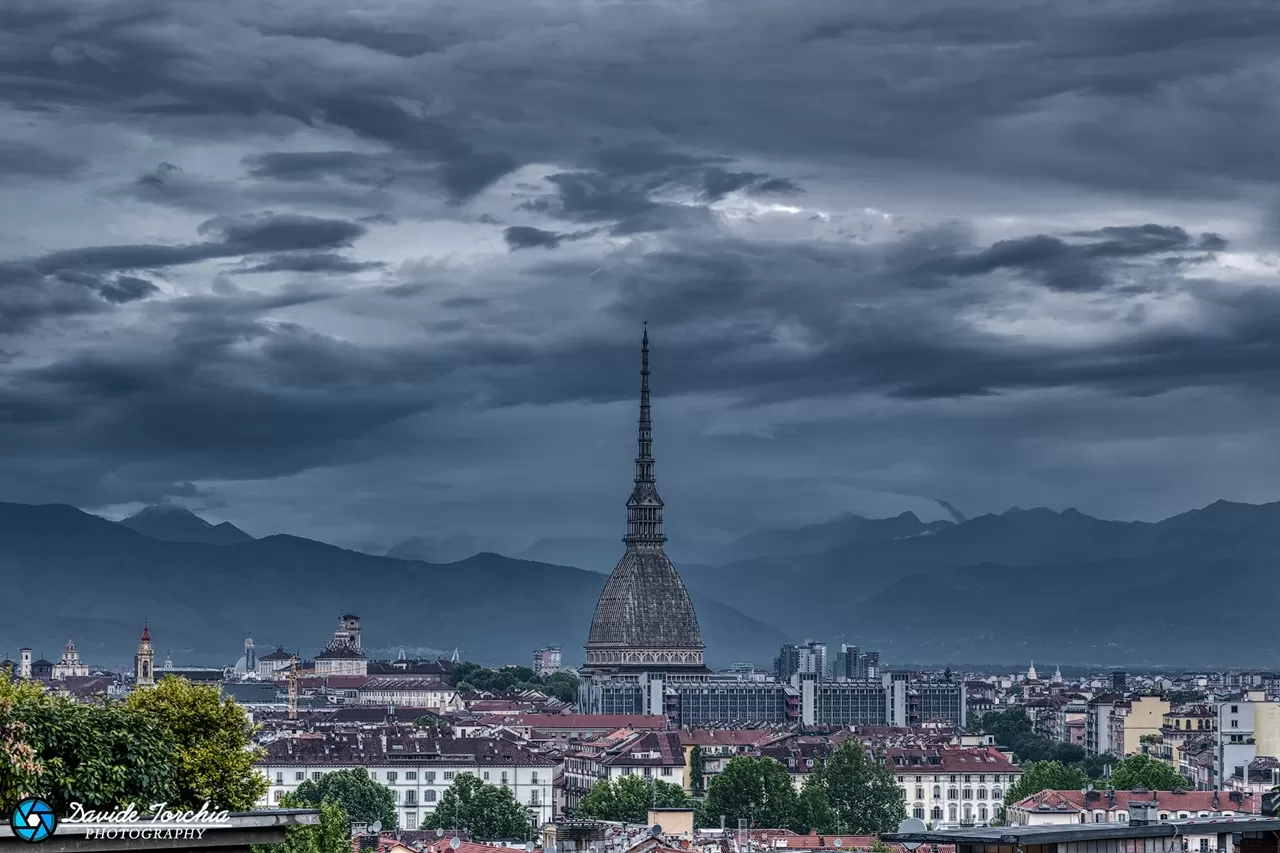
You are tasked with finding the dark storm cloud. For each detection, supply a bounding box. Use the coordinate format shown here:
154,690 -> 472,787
239,253 -> 385,274
933,224 -> 1229,292
503,226 -> 591,251
0,139 -> 82,178
0,213 -> 368,330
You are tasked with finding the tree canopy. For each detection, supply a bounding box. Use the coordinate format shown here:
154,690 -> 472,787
703,756 -> 798,830
254,796 -> 351,853
125,675 -> 267,811
448,663 -> 579,704
980,710 -> 1087,766
1003,761 -> 1089,807
798,741 -> 905,835
1108,754 -> 1190,791
2,677 -> 179,813
292,768 -> 398,831
424,773 -> 533,840
578,776 -> 691,823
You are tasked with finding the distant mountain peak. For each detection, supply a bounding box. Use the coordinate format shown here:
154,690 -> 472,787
119,504 -> 253,546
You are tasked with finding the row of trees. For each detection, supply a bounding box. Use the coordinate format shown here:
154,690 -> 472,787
0,675 -> 267,813
448,663 -> 579,704
1003,754 -> 1192,807
579,743 -> 906,834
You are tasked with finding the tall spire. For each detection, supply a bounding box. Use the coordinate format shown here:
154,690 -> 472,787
624,323 -> 666,550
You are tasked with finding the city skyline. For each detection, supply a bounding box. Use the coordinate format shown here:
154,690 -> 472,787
5,2 -> 1280,551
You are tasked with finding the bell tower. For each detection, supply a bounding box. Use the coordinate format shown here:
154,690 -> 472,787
135,622 -> 155,688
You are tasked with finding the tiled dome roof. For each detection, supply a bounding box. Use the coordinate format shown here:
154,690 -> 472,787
587,549 -> 703,650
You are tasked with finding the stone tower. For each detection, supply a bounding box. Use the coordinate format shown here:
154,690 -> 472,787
135,622 -> 155,688
245,635 -> 256,672
18,648 -> 32,680
584,326 -> 705,671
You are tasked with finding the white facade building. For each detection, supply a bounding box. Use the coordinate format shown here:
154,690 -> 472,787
258,732 -> 556,829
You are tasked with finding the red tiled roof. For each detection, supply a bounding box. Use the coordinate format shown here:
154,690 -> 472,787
424,841 -> 511,853
678,729 -> 778,747
1012,789 -> 1260,814
480,714 -> 667,730
886,746 -> 1020,774
600,731 -> 685,767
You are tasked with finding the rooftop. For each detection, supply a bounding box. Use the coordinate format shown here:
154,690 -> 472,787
885,816 -> 1280,847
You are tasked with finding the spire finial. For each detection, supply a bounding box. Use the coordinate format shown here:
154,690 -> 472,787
624,324 -> 665,549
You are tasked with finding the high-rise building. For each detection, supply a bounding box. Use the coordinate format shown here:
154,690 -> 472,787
533,645 -> 562,676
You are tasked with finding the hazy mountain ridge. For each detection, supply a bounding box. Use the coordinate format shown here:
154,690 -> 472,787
0,502 -> 788,668
681,499 -> 1280,666
119,504 -> 254,545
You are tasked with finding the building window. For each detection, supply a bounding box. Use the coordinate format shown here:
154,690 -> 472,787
370,772 -> 378,781
662,767 -> 672,776
948,806 -> 957,822
948,788 -> 958,799
406,791 -> 417,805
312,772 -> 322,781
1231,720 -> 1239,728
276,772 -> 284,784
444,772 -> 455,781
388,771 -> 398,783
426,791 -> 437,803
978,788 -> 987,800
1231,706 -> 1239,713
483,771 -> 490,781
405,813 -> 418,830
992,788 -> 1002,800
427,772 -> 436,784
273,790 -> 281,803
296,771 -> 304,781
530,791 -> 541,806
407,772 -> 417,781
963,789 -> 972,800
933,786 -> 941,798
931,807 -> 942,821
533,772 -> 540,783
502,771 -> 509,785
916,787 -> 925,800
979,806 -> 988,822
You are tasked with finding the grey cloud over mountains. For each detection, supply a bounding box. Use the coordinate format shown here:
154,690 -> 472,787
2,0 -> 1280,548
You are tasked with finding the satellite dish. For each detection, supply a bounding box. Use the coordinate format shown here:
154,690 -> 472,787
437,830 -> 446,838
650,825 -> 663,838
897,818 -> 927,852
450,839 -> 461,851
526,844 -> 536,853
371,822 -> 383,834
834,840 -> 843,849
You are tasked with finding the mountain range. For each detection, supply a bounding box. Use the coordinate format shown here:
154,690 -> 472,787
5,498 -> 1278,670
0,502 -> 786,669
676,501 -> 1280,667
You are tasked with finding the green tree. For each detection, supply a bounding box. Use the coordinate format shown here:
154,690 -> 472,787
578,776 -> 690,823
2,678 -> 180,813
425,773 -> 533,840
1003,761 -> 1088,807
799,742 -> 905,834
689,747 -> 707,795
703,756 -> 797,830
1108,754 -> 1190,791
0,677 -> 50,810
125,675 -> 266,811
293,768 -> 397,831
868,841 -> 892,853
795,775 -> 835,833
254,796 -> 352,853
448,663 -> 578,704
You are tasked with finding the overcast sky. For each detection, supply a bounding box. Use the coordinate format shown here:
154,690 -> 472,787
4,0 -> 1280,556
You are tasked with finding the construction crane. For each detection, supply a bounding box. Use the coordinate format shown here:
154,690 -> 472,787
278,654 -> 300,719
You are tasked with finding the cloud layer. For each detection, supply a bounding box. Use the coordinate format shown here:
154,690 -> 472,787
3,0 -> 1280,553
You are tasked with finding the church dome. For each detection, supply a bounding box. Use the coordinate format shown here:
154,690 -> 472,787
586,549 -> 703,651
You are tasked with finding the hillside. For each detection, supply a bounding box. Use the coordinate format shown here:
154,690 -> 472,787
119,504 -> 254,545
680,500 -> 1280,666
0,502 -> 788,669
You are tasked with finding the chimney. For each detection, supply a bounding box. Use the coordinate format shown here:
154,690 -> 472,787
1128,801 -> 1158,827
